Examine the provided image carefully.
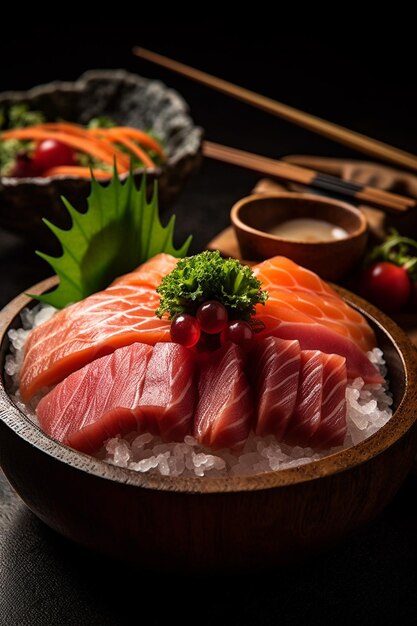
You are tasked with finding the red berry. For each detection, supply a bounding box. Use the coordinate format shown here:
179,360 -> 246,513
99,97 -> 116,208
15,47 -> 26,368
196,300 -> 228,334
170,314 -> 201,348
223,320 -> 254,350
32,139 -> 76,173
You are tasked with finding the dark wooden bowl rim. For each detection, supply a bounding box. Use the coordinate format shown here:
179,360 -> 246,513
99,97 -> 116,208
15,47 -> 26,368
1,276 -> 416,495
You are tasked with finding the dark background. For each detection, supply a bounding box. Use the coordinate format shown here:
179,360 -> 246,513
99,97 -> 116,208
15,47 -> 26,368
1,24 -> 417,625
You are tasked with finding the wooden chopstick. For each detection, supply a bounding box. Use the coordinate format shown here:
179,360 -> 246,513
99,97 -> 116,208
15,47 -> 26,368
133,47 -> 417,174
203,141 -> 415,213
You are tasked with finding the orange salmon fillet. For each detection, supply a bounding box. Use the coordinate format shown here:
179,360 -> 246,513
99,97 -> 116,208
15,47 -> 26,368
20,255 -> 175,401
110,253 -> 178,289
253,256 -> 376,353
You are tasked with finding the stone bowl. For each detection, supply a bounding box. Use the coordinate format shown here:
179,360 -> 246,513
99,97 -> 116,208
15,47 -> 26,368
0,70 -> 203,251
1,278 -> 417,572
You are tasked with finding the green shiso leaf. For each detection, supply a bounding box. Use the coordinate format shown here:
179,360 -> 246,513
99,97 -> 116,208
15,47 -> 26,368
32,167 -> 192,309
156,250 -> 268,321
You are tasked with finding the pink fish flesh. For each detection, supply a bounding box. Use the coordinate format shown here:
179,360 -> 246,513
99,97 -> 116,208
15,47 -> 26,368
256,313 -> 382,384
284,350 -> 324,446
309,353 -> 347,449
194,343 -> 254,449
137,342 -> 196,441
37,343 -> 153,454
251,336 -> 301,438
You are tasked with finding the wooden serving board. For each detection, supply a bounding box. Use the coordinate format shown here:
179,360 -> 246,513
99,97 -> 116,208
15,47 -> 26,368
207,178 -> 417,347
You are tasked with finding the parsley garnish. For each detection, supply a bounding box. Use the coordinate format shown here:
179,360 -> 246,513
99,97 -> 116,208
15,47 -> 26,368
156,250 -> 268,320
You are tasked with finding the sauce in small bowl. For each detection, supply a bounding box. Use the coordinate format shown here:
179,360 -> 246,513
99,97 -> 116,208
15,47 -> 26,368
231,192 -> 368,281
268,218 -> 348,242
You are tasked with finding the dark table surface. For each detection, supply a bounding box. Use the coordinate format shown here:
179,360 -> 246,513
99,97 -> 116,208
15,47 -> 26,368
1,28 -> 417,625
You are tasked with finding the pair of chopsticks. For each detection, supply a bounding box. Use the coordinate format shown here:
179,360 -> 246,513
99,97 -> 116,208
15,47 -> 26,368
133,47 -> 417,213
134,47 -> 417,174
203,142 -> 415,213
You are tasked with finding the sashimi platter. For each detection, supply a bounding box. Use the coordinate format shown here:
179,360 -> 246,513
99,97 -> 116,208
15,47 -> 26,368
2,168 -> 394,478
7,250 -> 392,478
1,154 -> 417,569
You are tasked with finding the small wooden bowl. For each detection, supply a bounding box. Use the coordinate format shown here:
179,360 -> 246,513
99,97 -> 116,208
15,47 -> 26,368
231,193 -> 368,281
1,278 -> 417,572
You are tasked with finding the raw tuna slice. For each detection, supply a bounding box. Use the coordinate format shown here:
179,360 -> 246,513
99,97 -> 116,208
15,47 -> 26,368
194,343 -> 253,449
20,255 -> 177,401
310,353 -> 347,449
251,336 -> 301,438
137,342 -> 196,441
37,343 -> 153,453
284,350 -> 323,446
255,311 -> 382,385
253,256 -> 377,353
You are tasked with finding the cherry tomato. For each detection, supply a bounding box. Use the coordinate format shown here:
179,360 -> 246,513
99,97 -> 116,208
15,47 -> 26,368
32,139 -> 76,173
359,262 -> 411,312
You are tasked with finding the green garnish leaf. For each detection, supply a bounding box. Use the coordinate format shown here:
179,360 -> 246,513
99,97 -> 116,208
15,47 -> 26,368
33,168 -> 192,308
156,250 -> 268,320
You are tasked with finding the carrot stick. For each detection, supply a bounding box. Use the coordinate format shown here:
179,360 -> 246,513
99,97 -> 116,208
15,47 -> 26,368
45,166 -> 113,179
33,123 -> 132,169
32,122 -> 165,167
111,127 -> 165,159
36,123 -> 156,168
104,128 -> 155,168
1,128 -> 129,173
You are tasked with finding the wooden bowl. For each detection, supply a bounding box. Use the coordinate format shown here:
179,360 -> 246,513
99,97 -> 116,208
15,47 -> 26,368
231,193 -> 368,281
0,70 -> 203,253
1,278 -> 417,572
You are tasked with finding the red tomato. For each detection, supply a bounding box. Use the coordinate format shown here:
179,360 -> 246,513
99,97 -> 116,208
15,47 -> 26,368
32,139 -> 76,173
359,262 -> 411,312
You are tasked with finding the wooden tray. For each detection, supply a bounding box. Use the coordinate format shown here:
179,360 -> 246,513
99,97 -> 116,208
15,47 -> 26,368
207,179 -> 417,347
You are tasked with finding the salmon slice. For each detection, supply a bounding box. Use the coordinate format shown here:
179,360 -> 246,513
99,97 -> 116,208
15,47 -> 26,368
255,310 -> 382,384
137,343 -> 196,441
37,343 -> 153,454
194,343 -> 253,449
251,337 -> 301,438
254,256 -> 377,353
310,353 -> 347,449
254,256 -> 346,298
110,253 -> 178,289
20,257 -> 177,401
285,350 -> 324,446
265,290 -> 375,353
